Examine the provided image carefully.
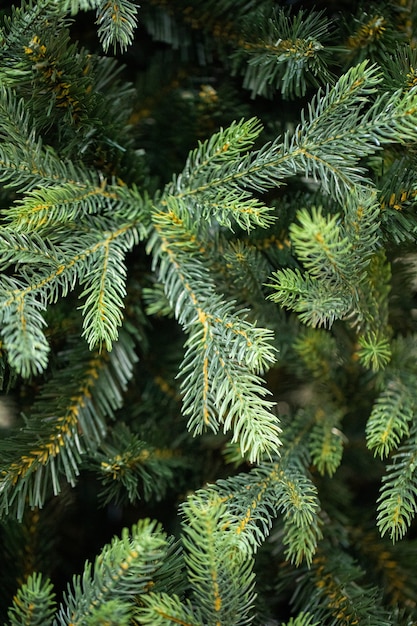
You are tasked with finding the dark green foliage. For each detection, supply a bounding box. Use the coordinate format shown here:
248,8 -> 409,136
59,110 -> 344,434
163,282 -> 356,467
2,0 -> 417,624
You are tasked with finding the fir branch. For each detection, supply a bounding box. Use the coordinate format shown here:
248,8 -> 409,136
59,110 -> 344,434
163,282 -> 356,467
202,465 -> 287,552
267,195 -> 387,336
0,85 -> 98,193
6,572 -> 56,626
3,2 -> 417,621
149,190 -> 280,462
193,459 -> 322,566
138,592 -> 203,626
357,331 -> 392,372
91,423 -> 184,506
345,7 -> 406,66
354,250 -> 392,368
0,1 -> 60,57
0,216 -> 146,374
77,222 -> 137,351
56,0 -> 103,12
95,0 -> 139,53
352,527 -> 417,609
278,464 -> 323,566
160,64 -> 417,236
166,63 -> 417,222
268,267 -> 351,328
0,86 -> 36,145
308,548 -> 392,625
369,336 -> 417,539
6,183 -> 115,231
0,331 -> 137,520
0,230 -> 59,271
231,8 -> 337,99
181,312 -> 279,461
166,117 -> 275,232
308,407 -> 345,477
377,423 -> 417,541
55,519 -> 177,625
0,140 -> 97,194
5,181 -> 151,233
378,156 -> 417,244
84,600 -> 133,626
0,275 -> 51,377
294,327 -> 340,383
181,492 -> 256,626
290,207 -> 353,279
283,63 -> 417,202
342,190 -> 381,271
222,239 -> 271,303
280,540 -> 395,625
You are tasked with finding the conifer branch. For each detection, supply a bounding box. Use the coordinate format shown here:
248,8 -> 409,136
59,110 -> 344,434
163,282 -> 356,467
7,572 -> 56,626
308,407 -> 345,477
377,423 -> 417,541
55,519 -> 180,625
231,8 -> 337,99
308,548 -> 392,625
181,492 -> 256,626
192,460 -> 322,566
0,331 -> 137,520
91,423 -> 185,505
95,0 -> 139,53
137,592 -> 203,626
57,0 -> 103,12
146,122 -> 283,462
0,211 -> 147,375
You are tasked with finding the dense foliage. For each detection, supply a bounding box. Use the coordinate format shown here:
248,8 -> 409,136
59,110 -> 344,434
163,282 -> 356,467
1,1 -> 417,624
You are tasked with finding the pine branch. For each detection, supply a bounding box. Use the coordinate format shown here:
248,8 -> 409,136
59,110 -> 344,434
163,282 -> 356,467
90,422 -> 185,506
0,1 -> 60,60
346,7 -> 406,65
367,377 -> 414,459
3,2 -> 417,622
231,7 -> 337,99
268,267 -> 351,328
191,459 -> 322,567
0,331 -> 137,520
309,548 -> 393,625
267,192 -> 392,359
148,147 -> 281,461
137,592 -> 203,626
181,492 -> 256,626
6,572 -> 56,626
308,406 -> 345,477
282,542 -> 394,625
352,527 -> 417,609
378,156 -> 417,244
0,83 -> 101,192
0,230 -> 60,271
377,423 -> 417,541
165,117 -> 275,232
294,327 -> 340,383
54,519 -> 182,625
0,209 -> 147,375
5,0 -> 139,55
0,84 -> 98,193
166,63 -> 417,216
95,0 -> 139,53
57,0 -> 103,12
